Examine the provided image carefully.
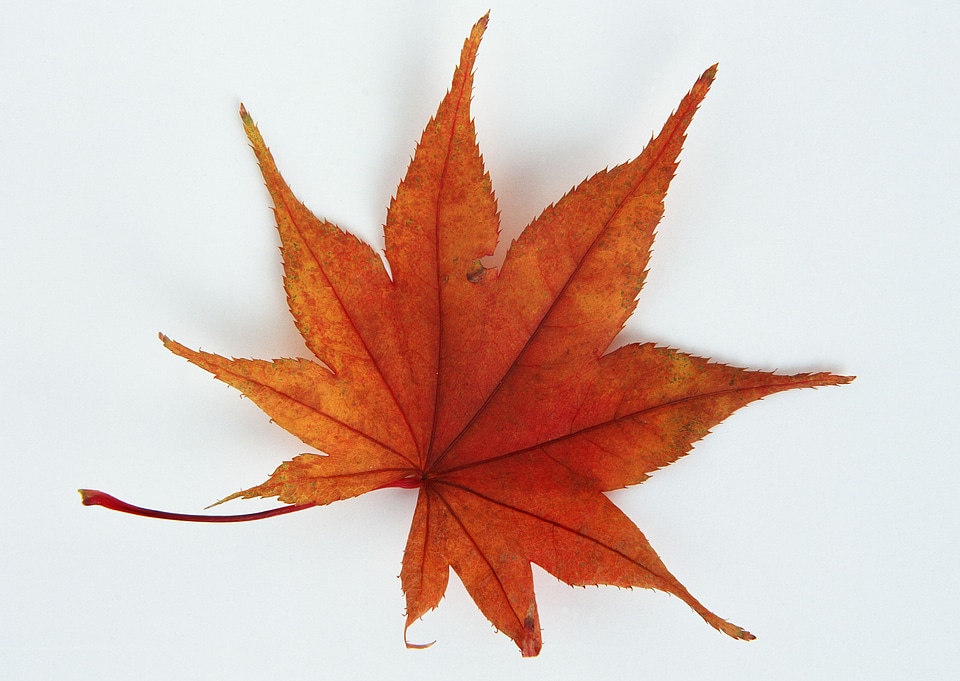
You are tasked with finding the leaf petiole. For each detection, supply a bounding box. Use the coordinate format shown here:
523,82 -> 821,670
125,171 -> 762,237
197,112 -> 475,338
78,489 -> 315,523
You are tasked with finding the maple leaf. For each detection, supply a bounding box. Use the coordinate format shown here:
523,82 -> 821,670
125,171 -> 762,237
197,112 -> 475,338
80,14 -> 852,657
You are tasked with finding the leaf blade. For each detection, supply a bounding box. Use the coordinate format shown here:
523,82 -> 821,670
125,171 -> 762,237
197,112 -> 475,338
382,14 -> 500,462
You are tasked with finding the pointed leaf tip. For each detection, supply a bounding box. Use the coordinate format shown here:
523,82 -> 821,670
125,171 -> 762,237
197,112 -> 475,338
720,620 -> 756,641
693,64 -> 718,99
466,12 -> 490,47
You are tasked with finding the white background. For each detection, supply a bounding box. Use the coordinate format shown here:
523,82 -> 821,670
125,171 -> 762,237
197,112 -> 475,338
2,1 -> 956,679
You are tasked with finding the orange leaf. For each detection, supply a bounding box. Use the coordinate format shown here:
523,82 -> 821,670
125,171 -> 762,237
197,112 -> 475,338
81,13 -> 852,656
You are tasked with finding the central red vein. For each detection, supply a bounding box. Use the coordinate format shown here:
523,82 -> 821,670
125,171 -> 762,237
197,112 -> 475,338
423,28 -> 484,469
